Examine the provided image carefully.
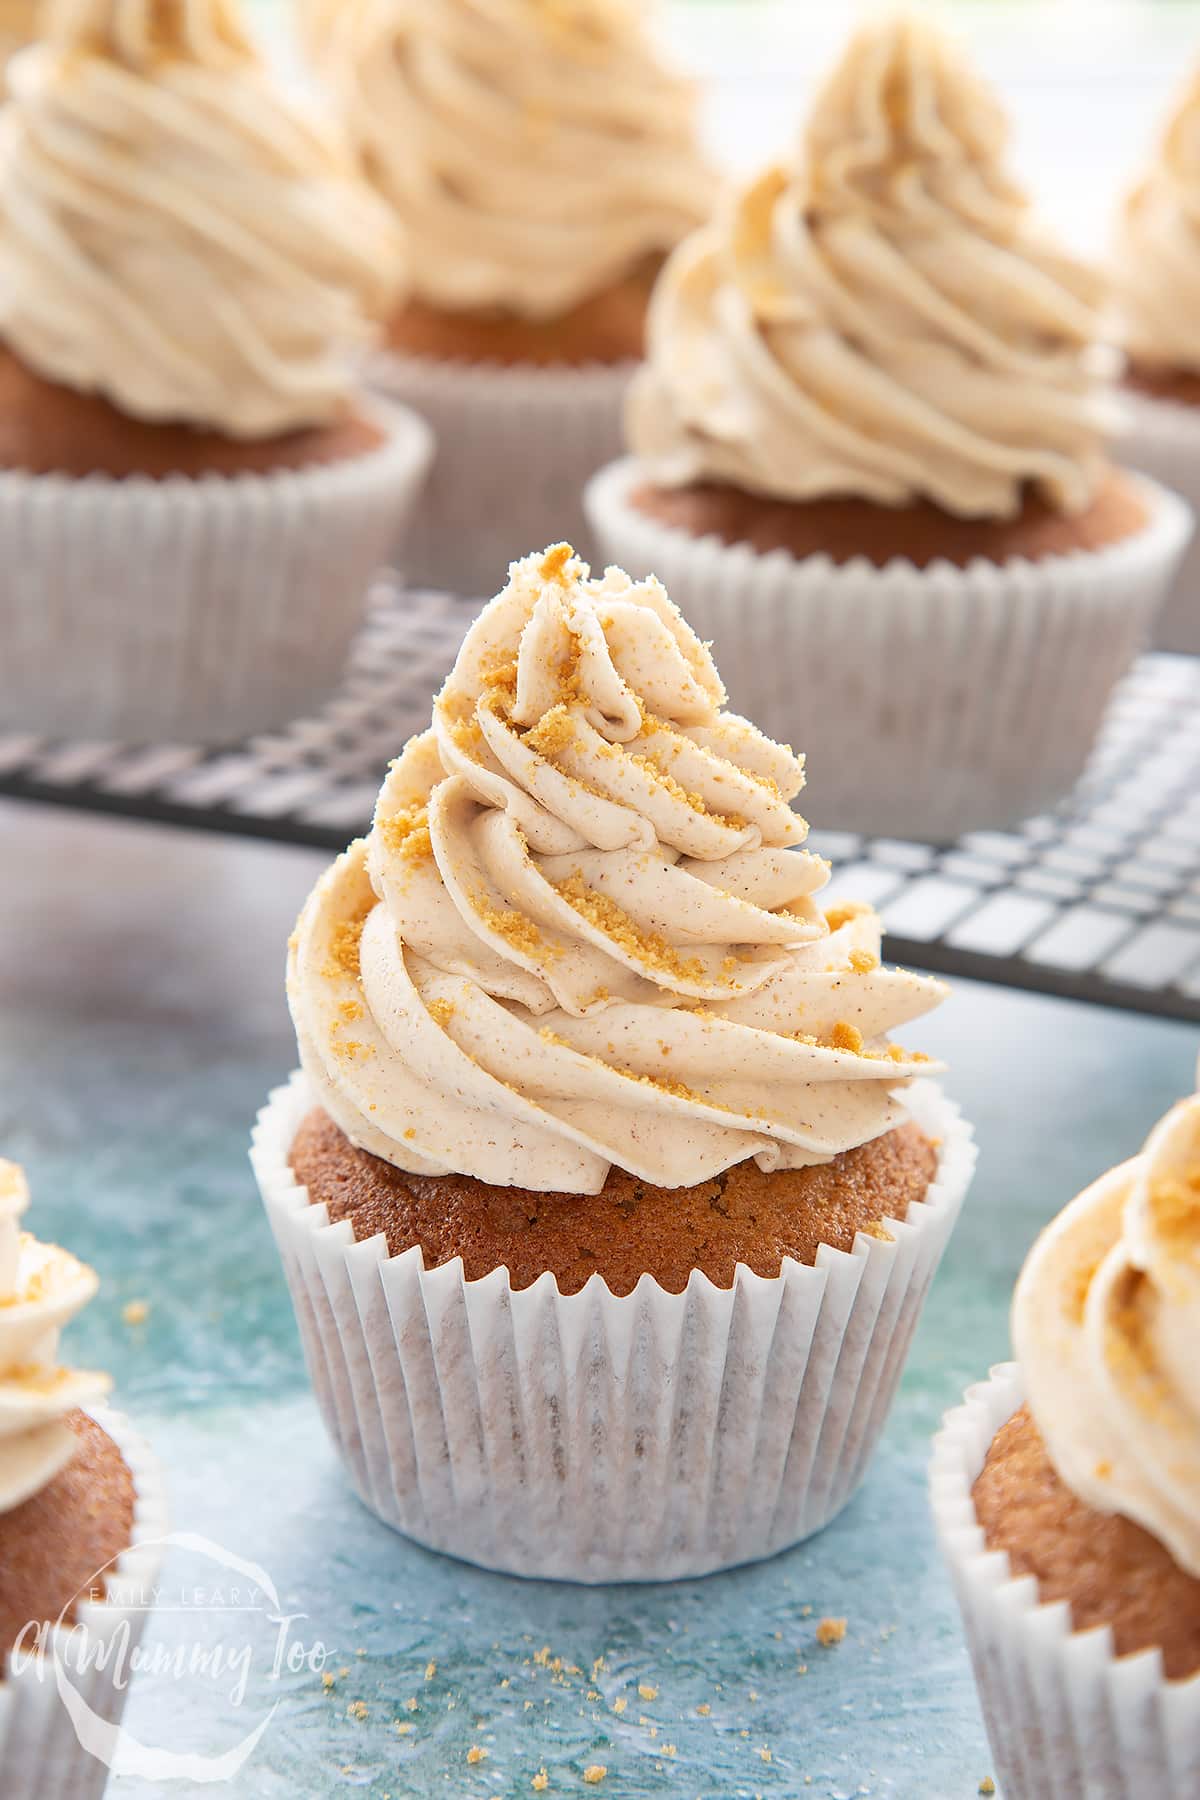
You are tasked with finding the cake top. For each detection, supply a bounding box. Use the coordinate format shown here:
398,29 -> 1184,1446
305,0 -> 713,321
0,0 -> 403,437
1116,66 -> 1200,376
1013,1082 -> 1200,1577
628,8 -> 1110,520
0,1161 -> 110,1514
288,545 -> 947,1195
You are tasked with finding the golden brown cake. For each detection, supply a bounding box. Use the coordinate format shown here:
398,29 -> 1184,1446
1124,362 -> 1200,409
292,1109 -> 938,1296
630,468 -> 1151,570
0,350 -> 386,480
0,1412 -> 135,1664
974,1405 -> 1200,1681
385,260 -> 662,370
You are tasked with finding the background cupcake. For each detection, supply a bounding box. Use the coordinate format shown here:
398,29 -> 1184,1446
254,543 -> 976,1582
0,0 -> 431,744
305,0 -> 713,595
0,1161 -> 165,1793
588,11 -> 1191,843
1114,64 -> 1200,653
932,1087 -> 1200,1800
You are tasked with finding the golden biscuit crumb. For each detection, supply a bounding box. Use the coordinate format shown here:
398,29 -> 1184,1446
816,1617 -> 847,1648
122,1299 -> 150,1327
583,1769 -> 607,1786
532,1773 -> 549,1793
637,1683 -> 658,1702
467,1746 -> 487,1765
539,543 -> 575,583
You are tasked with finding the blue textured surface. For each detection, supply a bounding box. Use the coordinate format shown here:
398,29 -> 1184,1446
1,802 -> 1195,1799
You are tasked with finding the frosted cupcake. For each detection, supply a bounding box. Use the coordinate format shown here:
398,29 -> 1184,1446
252,542 -> 976,1581
0,1162 -> 165,1793
0,0 -> 432,743
933,1087 -> 1200,1800
305,0 -> 712,595
587,11 -> 1190,843
1114,65 -> 1200,653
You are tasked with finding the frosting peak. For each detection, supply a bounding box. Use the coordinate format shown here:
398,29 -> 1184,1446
1116,68 -> 1200,375
1014,1088 -> 1200,1577
0,1161 -> 110,1515
288,547 -> 946,1194
306,0 -> 713,320
628,9 -> 1110,518
0,0 -> 404,435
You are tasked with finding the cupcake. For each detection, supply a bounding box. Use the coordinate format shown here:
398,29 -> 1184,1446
252,542 -> 976,1582
1114,66 -> 1200,653
587,11 -> 1191,843
0,0 -> 432,744
304,0 -> 713,595
0,1161 -> 165,1792
932,1086 -> 1200,1799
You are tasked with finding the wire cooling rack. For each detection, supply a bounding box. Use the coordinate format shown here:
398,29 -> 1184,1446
2,584 -> 1199,1023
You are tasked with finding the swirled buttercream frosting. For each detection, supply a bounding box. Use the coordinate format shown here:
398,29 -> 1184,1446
1013,1086 -> 1200,1577
0,0 -> 404,436
0,1161 -> 109,1514
1116,69 -> 1200,374
305,0 -> 712,320
629,10 -> 1109,518
288,546 -> 947,1193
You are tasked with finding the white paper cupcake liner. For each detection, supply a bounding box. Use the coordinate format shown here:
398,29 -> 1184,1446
1117,389 -> 1200,654
0,1405 -> 167,1800
0,397 -> 433,745
584,460 -> 1192,843
368,350 -> 633,598
931,1364 -> 1200,1800
252,1072 -> 975,1583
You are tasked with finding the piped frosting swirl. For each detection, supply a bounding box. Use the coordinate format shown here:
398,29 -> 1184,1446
305,0 -> 713,320
288,546 -> 946,1194
629,10 -> 1110,518
1116,68 -> 1200,375
1013,1086 -> 1200,1577
0,1161 -> 109,1515
0,0 -> 404,435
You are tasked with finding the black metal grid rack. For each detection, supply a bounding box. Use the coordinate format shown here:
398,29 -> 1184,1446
3,585 -> 1199,1023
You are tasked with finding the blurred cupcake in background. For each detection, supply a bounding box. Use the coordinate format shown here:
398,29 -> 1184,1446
0,0 -> 431,745
588,10 -> 1191,844
0,1161 -> 165,1792
932,1085 -> 1200,1800
0,0 -> 39,88
1114,65 -> 1200,653
305,0 -> 713,595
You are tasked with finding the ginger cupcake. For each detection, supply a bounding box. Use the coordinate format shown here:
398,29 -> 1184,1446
0,0 -> 431,743
252,542 -> 976,1582
587,11 -> 1190,842
0,1161 -> 165,1792
1114,63 -> 1200,653
304,0 -> 712,594
932,1086 -> 1200,1800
